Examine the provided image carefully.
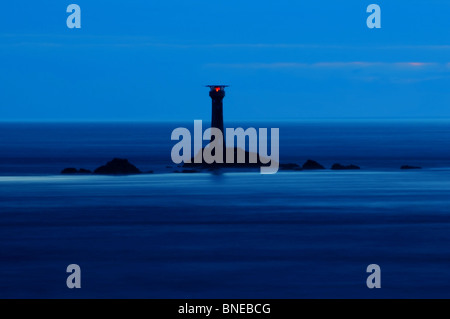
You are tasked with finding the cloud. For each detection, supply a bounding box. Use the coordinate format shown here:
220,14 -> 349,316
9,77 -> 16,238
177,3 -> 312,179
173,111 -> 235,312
1,34 -> 450,51
205,61 -> 446,70
205,61 -> 450,84
389,76 -> 450,84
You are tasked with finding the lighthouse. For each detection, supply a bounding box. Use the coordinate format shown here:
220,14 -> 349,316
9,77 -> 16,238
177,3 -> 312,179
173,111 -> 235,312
206,85 -> 228,143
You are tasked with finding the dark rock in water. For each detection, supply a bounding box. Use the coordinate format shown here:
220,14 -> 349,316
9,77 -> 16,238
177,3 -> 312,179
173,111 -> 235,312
331,163 -> 360,170
61,168 -> 91,174
94,158 -> 141,175
182,169 -> 198,173
61,168 -> 78,174
279,163 -> 302,171
401,165 -> 422,170
183,147 -> 273,169
302,159 -> 325,170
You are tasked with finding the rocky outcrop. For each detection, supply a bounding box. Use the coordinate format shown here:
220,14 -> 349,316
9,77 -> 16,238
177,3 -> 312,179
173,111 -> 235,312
279,163 -> 302,171
331,163 -> 360,170
302,159 -> 325,170
61,168 -> 77,174
183,147 -> 272,169
181,169 -> 199,173
61,168 -> 92,174
94,158 -> 141,175
401,165 -> 422,170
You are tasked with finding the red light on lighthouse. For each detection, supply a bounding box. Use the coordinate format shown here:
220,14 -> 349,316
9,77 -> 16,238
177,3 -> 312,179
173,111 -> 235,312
215,87 -> 220,92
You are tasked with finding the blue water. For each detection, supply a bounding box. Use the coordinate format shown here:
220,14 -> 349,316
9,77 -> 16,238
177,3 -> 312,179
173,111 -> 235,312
1,121 -> 450,298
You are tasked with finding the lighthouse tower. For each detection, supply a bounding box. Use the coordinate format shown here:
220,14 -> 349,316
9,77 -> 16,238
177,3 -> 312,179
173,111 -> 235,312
206,85 -> 228,143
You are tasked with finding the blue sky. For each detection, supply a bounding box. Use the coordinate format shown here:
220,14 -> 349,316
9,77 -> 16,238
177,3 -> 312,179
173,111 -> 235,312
1,0 -> 450,121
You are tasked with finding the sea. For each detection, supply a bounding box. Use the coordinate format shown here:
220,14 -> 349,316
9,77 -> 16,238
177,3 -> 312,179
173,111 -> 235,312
0,120 -> 450,298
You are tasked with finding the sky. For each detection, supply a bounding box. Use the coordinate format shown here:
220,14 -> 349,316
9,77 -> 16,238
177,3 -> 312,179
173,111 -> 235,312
1,0 -> 450,121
